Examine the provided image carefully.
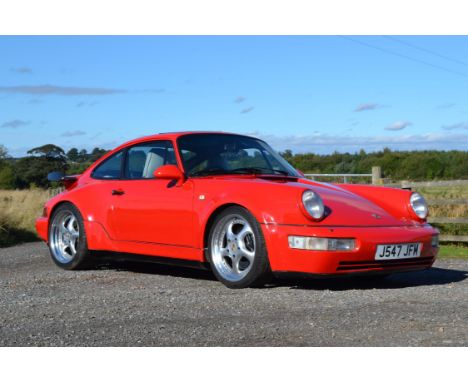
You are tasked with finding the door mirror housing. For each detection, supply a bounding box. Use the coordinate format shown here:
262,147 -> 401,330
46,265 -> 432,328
153,165 -> 185,185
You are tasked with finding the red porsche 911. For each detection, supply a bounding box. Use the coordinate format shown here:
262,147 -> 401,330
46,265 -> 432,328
36,132 -> 439,288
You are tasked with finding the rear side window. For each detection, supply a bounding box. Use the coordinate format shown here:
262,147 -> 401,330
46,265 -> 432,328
124,141 -> 177,179
92,151 -> 123,179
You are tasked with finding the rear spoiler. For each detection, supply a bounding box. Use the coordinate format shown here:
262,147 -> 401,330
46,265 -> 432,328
47,171 -> 81,190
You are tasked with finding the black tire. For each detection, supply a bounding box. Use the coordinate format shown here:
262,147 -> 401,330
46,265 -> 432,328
48,202 -> 93,270
207,206 -> 272,288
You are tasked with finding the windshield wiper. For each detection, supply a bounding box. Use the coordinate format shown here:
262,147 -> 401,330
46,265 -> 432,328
190,168 -> 230,177
191,167 -> 294,177
230,167 -> 291,176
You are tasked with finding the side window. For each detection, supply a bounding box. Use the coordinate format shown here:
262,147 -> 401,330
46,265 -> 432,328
124,141 -> 177,179
92,151 -> 123,179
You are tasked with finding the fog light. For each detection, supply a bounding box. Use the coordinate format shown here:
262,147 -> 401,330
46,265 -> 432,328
431,235 -> 439,247
288,236 -> 355,251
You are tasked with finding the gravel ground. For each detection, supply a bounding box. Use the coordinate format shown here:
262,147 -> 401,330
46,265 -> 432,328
0,242 -> 467,346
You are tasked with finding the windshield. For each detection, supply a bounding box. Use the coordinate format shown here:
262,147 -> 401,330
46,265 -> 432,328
177,133 -> 301,177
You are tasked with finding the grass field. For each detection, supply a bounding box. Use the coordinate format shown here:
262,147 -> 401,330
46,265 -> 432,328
0,187 -> 467,260
0,189 -> 49,247
414,185 -> 467,237
438,245 -> 468,259
417,185 -> 468,218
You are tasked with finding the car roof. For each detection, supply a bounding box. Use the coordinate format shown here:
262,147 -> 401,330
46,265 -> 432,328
117,131 -> 253,148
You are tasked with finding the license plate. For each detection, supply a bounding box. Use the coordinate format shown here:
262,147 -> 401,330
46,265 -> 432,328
375,243 -> 422,260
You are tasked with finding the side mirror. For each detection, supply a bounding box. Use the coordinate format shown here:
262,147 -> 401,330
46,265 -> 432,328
47,171 -> 65,182
296,169 -> 305,177
153,165 -> 185,186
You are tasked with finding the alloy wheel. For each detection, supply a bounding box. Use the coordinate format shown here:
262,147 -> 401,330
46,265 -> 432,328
211,215 -> 256,282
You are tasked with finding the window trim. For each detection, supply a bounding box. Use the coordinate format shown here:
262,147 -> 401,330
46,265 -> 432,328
121,139 -> 177,181
90,149 -> 126,180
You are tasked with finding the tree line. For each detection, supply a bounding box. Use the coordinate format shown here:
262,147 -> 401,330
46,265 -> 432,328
0,144 -> 109,189
280,148 -> 468,181
0,144 -> 466,189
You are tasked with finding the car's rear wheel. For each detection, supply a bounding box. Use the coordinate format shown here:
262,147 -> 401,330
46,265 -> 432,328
48,202 -> 93,270
207,206 -> 271,288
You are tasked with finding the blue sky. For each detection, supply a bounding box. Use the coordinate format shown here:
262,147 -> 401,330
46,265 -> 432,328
1,35 -> 468,156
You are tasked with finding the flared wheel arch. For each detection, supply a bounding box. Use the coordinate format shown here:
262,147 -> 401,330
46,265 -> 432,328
203,203 -> 261,263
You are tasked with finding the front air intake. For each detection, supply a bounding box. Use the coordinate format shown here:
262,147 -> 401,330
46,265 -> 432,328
336,257 -> 435,271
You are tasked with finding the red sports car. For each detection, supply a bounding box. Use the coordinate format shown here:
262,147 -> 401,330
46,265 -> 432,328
36,132 -> 439,288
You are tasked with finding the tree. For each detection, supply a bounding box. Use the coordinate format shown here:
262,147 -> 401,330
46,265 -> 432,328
27,144 -> 66,159
78,149 -> 88,162
14,156 -> 67,188
0,144 -> 9,160
67,148 -> 79,162
90,147 -> 108,161
14,143 -> 68,188
280,149 -> 293,160
0,164 -> 15,189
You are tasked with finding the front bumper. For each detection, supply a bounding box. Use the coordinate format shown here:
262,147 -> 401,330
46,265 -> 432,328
262,223 -> 438,275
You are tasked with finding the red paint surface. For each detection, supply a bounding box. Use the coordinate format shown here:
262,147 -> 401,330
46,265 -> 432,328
36,132 -> 439,275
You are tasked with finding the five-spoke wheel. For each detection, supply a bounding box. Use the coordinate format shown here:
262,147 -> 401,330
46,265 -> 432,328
48,202 -> 92,270
50,210 -> 80,263
208,206 -> 271,288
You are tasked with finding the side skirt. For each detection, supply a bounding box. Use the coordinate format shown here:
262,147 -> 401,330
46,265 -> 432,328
91,250 -> 211,271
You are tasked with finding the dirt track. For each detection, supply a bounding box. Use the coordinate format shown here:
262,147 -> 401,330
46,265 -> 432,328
0,242 -> 467,346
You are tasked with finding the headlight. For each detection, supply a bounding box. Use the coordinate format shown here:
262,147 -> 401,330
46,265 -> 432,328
302,190 -> 325,220
410,192 -> 428,219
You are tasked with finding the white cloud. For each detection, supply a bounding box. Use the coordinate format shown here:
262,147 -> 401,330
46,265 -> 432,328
61,130 -> 86,137
354,103 -> 383,112
240,106 -> 254,114
76,101 -> 99,107
442,122 -> 468,130
385,121 -> 412,131
249,132 -> 468,153
10,67 -> 33,74
1,119 -> 29,128
0,85 -> 126,96
435,103 -> 456,110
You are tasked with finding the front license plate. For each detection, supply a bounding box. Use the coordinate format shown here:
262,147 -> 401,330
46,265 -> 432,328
375,243 -> 422,260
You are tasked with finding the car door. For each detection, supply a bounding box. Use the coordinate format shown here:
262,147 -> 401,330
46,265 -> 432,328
107,140 -> 196,248
83,149 -> 127,238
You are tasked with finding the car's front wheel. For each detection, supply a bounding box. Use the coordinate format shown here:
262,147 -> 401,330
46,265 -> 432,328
207,206 -> 272,288
48,202 -> 93,270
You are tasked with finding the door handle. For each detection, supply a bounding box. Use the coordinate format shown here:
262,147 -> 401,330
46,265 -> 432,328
111,189 -> 125,196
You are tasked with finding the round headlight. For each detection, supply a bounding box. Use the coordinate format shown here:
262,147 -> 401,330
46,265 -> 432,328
410,192 -> 428,219
302,190 -> 325,220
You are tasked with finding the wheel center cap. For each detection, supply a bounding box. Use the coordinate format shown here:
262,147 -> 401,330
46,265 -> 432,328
230,242 -> 238,252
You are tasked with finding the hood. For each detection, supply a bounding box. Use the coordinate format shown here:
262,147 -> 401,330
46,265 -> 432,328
294,178 -> 407,226
202,175 -> 409,227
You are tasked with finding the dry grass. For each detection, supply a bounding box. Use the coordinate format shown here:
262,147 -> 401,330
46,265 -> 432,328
416,186 -> 468,218
0,189 -> 50,246
416,185 -> 468,199
412,186 -> 467,239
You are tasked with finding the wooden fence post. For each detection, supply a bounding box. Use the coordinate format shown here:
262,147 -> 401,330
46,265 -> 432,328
372,166 -> 382,185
